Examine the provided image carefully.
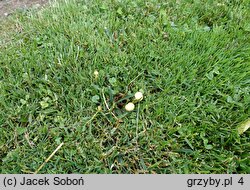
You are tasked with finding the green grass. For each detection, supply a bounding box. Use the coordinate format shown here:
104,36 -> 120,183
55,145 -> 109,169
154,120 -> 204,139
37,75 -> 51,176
0,0 -> 249,174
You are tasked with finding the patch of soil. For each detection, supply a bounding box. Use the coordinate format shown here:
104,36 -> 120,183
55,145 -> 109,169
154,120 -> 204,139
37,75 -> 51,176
0,0 -> 48,17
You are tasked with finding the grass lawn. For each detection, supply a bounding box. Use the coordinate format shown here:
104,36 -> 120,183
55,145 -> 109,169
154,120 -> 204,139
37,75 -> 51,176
0,0 -> 249,174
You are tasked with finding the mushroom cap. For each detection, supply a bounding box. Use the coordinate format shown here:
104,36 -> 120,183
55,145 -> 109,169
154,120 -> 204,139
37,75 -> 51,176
94,70 -> 99,75
134,91 -> 143,101
125,102 -> 135,111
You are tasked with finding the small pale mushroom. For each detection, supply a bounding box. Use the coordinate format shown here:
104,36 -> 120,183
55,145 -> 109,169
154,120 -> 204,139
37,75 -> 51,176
125,102 -> 135,111
94,70 -> 99,78
134,91 -> 143,101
